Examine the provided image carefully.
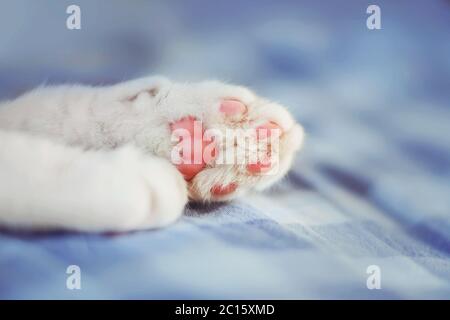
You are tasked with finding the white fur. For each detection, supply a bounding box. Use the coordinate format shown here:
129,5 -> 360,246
0,77 -> 303,232
0,130 -> 187,232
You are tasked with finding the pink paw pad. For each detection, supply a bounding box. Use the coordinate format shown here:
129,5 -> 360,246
170,116 -> 216,181
256,121 -> 282,139
211,183 -> 238,196
247,159 -> 272,174
219,100 -> 247,116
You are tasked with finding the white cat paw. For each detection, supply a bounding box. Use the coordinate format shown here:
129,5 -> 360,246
163,81 -> 305,202
91,146 -> 188,231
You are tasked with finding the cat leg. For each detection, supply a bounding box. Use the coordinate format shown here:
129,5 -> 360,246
0,130 -> 187,232
106,75 -> 170,102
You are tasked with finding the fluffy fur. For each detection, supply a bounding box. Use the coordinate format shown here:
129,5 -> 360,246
0,77 -> 304,232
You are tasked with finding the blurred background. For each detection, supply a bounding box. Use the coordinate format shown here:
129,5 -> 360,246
0,0 -> 449,299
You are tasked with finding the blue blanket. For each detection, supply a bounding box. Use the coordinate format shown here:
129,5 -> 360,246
0,0 -> 449,299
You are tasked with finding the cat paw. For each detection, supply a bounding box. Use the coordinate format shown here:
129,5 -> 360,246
137,153 -> 188,228
102,147 -> 188,231
166,81 -> 304,202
